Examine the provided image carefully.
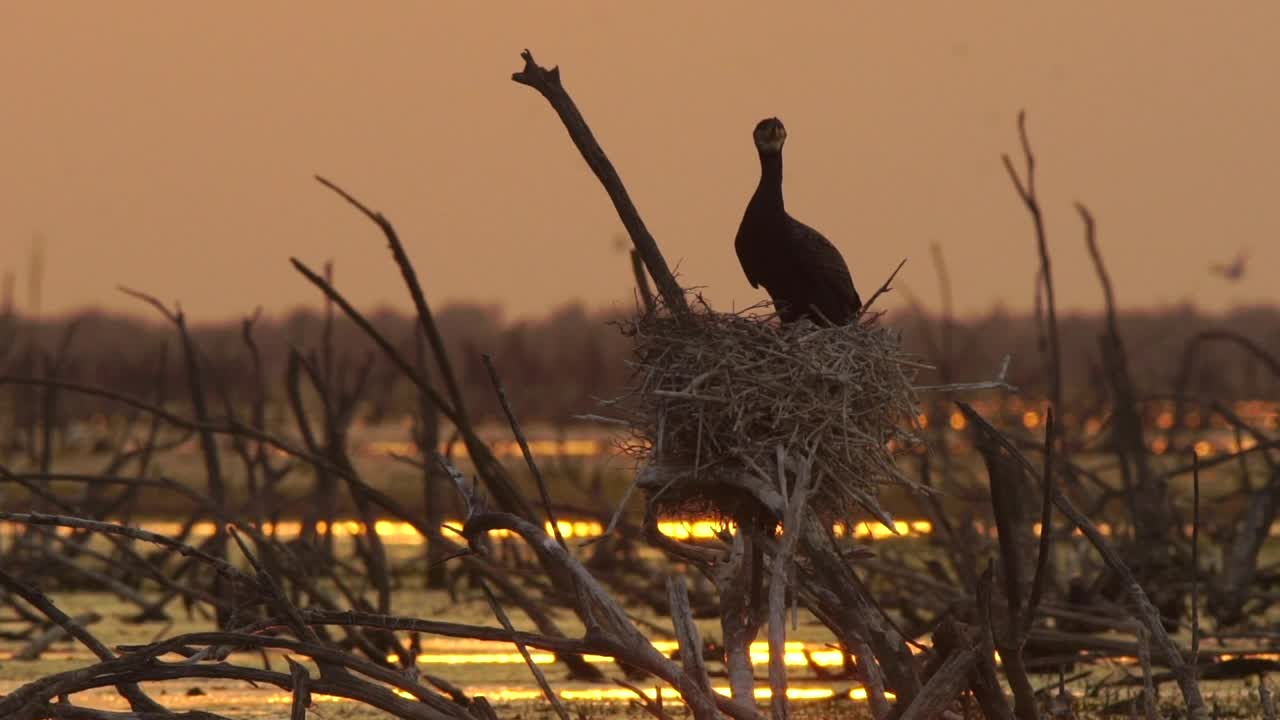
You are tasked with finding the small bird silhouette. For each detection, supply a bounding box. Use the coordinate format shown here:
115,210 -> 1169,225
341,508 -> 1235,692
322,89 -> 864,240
1209,249 -> 1247,282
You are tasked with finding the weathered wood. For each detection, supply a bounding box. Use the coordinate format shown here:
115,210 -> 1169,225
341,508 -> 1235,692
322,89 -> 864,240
850,638 -> 892,720
480,582 -> 570,720
666,575 -> 713,701
957,402 -> 1207,719
1136,624 -> 1159,720
462,511 -> 759,720
0,568 -> 165,716
512,50 -> 688,316
1214,469 -> 1280,624
15,612 -> 101,661
286,657 -> 311,720
719,532 -> 762,705
936,618 -> 1013,720
766,451 -> 814,720
896,637 -> 977,720
974,438 -> 1040,720
795,514 -> 922,706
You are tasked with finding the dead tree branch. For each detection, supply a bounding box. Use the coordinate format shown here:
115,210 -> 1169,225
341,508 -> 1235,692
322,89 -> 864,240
1002,112 -> 1064,435
512,49 -> 688,315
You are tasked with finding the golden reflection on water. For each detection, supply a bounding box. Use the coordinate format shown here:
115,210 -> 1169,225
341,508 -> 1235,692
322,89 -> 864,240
277,684 -> 882,705
395,640 -> 854,668
0,518 -> 935,543
10,516 -> 1280,544
1220,652 -> 1280,662
365,438 -> 606,459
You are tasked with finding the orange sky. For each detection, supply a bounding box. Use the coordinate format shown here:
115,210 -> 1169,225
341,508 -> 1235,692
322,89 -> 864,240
2,3 -> 1277,322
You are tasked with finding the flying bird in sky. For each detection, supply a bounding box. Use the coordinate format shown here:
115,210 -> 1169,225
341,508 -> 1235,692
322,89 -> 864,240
734,117 -> 862,325
1209,249 -> 1248,282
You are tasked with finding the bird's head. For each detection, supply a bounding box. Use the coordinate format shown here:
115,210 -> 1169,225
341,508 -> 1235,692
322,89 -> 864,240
753,117 -> 787,155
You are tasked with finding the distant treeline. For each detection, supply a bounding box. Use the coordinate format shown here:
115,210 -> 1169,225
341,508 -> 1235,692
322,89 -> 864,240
2,302 -> 1277,427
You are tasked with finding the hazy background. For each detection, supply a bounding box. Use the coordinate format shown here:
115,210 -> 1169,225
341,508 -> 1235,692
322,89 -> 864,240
3,3 -> 1277,322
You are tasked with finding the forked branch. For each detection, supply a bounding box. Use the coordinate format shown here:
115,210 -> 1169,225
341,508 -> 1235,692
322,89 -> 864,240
512,49 -> 688,316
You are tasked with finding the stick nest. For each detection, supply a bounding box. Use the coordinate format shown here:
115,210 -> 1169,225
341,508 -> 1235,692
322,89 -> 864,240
614,303 -> 924,525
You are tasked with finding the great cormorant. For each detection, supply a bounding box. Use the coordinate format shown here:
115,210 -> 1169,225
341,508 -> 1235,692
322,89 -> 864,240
735,117 -> 862,325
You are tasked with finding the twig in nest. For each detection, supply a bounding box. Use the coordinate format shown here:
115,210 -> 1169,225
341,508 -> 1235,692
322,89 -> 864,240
858,257 -> 908,319
914,354 -> 1017,394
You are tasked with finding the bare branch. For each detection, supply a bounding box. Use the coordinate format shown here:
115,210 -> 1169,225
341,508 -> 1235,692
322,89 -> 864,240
1002,111 -> 1063,434
512,49 -> 688,315
481,353 -> 567,551
480,581 -> 570,720
857,258 -> 908,318
666,575 -> 713,702
955,402 -> 1207,716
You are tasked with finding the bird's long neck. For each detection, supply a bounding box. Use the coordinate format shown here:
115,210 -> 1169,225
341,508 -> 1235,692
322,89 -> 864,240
752,151 -> 785,215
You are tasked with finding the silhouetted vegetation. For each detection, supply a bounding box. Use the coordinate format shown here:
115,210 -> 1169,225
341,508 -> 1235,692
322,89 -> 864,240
4,302 -> 1276,437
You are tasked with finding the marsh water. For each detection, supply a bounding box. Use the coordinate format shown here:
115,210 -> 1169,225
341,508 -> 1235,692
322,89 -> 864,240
0,586 -> 886,718
3,519 -> 1278,719
4,410 -> 1279,718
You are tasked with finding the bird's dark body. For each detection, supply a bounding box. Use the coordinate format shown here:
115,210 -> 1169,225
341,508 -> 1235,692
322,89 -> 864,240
735,118 -> 861,325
